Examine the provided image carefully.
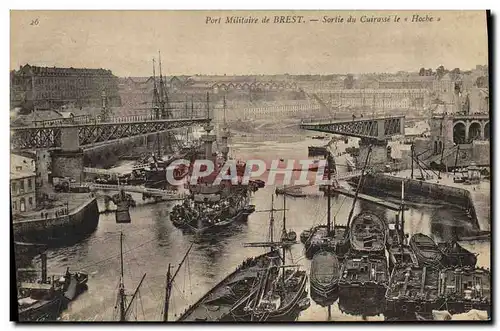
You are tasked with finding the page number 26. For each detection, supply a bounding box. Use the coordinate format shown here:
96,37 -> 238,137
30,18 -> 39,26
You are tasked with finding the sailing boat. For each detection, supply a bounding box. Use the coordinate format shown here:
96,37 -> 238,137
114,232 -> 146,321
140,54 -> 190,190
235,195 -> 309,322
177,195 -> 309,322
280,191 -> 297,247
309,159 -> 341,307
386,181 -> 418,272
161,242 -> 194,321
302,153 -> 349,259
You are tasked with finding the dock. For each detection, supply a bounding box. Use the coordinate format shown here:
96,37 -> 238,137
389,170 -> 490,231
331,187 -> 407,211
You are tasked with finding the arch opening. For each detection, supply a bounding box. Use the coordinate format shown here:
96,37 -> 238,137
453,122 -> 466,144
468,122 -> 482,142
484,121 -> 490,140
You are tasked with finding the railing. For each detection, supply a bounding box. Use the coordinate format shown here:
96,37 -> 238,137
301,114 -> 405,125
70,182 -> 188,199
31,114 -> 210,127
83,167 -> 123,175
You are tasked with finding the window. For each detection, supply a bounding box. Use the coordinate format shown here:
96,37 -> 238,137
11,182 -> 16,194
28,178 -> 32,189
20,198 -> 26,212
20,180 -> 25,193
28,197 -> 33,206
13,201 -> 17,211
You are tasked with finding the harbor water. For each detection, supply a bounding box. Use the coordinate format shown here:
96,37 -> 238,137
32,134 -> 490,321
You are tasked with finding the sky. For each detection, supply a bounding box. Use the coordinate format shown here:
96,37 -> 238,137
10,10 -> 489,77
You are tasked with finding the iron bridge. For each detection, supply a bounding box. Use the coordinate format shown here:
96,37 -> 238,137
11,115 -> 210,150
299,115 -> 405,140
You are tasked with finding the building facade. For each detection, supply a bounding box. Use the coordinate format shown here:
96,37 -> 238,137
314,89 -> 430,110
10,154 -> 37,214
10,64 -> 121,111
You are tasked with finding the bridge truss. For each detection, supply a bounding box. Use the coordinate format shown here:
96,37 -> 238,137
11,117 -> 210,150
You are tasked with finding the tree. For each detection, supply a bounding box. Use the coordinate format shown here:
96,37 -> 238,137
475,76 -> 487,88
344,74 -> 355,89
436,65 -> 446,78
419,68 -> 426,76
451,68 -> 461,75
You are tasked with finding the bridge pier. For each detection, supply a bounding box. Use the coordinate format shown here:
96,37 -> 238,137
357,139 -> 389,172
51,149 -> 85,182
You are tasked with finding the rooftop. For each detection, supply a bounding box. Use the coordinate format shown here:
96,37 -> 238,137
10,154 -> 35,180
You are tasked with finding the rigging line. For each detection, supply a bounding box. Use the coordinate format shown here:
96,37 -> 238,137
76,237 -> 158,270
123,241 -> 160,303
138,289 -> 146,321
172,281 -> 189,304
187,255 -> 193,296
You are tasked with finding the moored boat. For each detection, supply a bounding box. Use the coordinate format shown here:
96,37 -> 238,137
338,254 -> 389,316
17,254 -> 88,321
409,233 -> 445,268
179,195 -> 308,322
338,148 -> 389,317
177,250 -> 282,321
438,266 -> 491,316
235,265 -> 309,322
310,250 -> 340,307
349,212 -> 387,253
438,240 -> 477,268
385,266 -> 441,319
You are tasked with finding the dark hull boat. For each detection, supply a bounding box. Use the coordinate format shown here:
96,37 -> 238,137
438,241 -> 478,268
349,212 -> 387,253
231,266 -> 309,322
17,269 -> 88,322
177,250 -> 282,321
338,212 -> 389,317
385,266 -> 441,319
409,234 -> 445,268
18,291 -> 67,322
170,193 -> 254,234
438,267 -> 491,316
387,245 -> 419,273
302,225 -> 348,259
338,255 -> 389,316
308,146 -> 328,157
310,250 -> 340,307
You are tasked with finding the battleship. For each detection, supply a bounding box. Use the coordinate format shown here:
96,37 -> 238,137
169,96 -> 260,234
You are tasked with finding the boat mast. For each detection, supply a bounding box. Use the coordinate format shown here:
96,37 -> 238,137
269,195 -> 275,244
453,145 -> 460,176
163,242 -> 194,322
152,58 -> 161,157
119,231 -> 126,321
346,145 -> 372,229
410,143 -> 414,180
282,187 -> 287,235
282,192 -> 286,266
158,50 -> 166,118
400,180 -> 405,260
327,154 -> 332,235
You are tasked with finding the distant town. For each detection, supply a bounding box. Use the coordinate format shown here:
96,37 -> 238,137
10,64 -> 489,126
